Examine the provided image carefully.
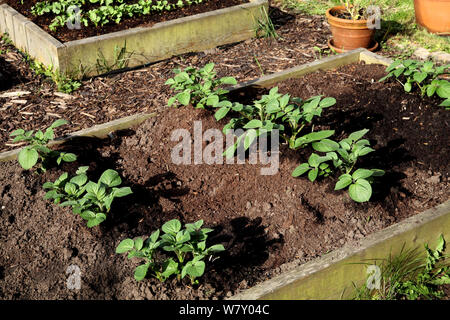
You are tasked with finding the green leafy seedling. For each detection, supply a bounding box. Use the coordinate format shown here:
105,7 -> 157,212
44,167 -> 132,227
116,219 -> 225,284
10,119 -> 77,171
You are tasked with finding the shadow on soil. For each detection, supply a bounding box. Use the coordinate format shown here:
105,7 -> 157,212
55,131 -> 283,297
0,57 -> 28,91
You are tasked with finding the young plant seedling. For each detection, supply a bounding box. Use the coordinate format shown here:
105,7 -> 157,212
380,59 -> 450,109
9,119 -> 77,171
165,63 -> 237,109
116,219 -> 225,284
292,129 -> 384,202
215,87 -> 336,158
43,167 -> 132,227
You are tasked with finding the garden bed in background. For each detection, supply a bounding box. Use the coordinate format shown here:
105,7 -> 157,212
0,60 -> 448,299
0,0 -> 267,76
5,0 -> 249,42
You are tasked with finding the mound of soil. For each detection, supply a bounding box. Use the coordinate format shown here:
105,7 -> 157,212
0,62 -> 448,300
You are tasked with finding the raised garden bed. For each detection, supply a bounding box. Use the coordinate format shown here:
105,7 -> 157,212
0,0 -> 268,77
0,49 -> 448,299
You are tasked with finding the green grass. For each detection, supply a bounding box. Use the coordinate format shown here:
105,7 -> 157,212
350,235 -> 450,300
274,0 -> 450,53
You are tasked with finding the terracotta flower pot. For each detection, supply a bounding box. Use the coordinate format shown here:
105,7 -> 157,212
325,6 -> 376,52
414,0 -> 450,35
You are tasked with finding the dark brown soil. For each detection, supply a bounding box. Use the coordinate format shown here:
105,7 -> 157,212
5,0 -> 249,42
0,62 -> 448,299
0,8 -> 329,153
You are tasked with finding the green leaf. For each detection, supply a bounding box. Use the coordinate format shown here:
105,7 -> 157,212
10,129 -> 25,137
70,174 -> 88,187
358,147 -> 375,156
76,166 -> 89,175
177,91 -> 191,106
203,63 -> 215,73
319,97 -> 336,108
440,99 -> 450,107
370,169 -> 385,177
64,182 -> 77,195
113,187 -> 133,198
165,78 -> 175,85
50,119 -> 68,129
18,147 -> 39,170
182,260 -> 205,279
62,153 -> 77,162
348,129 -> 369,142
214,106 -> 230,121
134,237 -> 144,251
378,73 -> 392,82
404,82 -> 412,92
168,96 -> 177,107
149,229 -> 160,243
220,77 -> 237,85
292,163 -> 310,177
99,169 -> 122,187
223,143 -> 237,159
422,61 -> 434,73
161,259 -> 179,278
243,119 -> 263,129
43,182 -> 54,189
243,130 -> 258,150
86,213 -> 106,227
386,60 -> 402,72
308,153 -> 321,167
413,72 -> 427,83
427,84 -> 437,97
312,139 -> 339,152
162,219 -> 182,235
308,168 -> 319,182
393,67 -> 405,78
206,94 -> 219,107
435,235 -> 445,254
134,263 -> 149,281
348,179 -> 372,203
80,210 -> 96,220
116,239 -> 134,253
352,168 -> 374,180
335,174 -> 352,190
207,244 -> 225,253
303,130 -> 335,143
436,81 -> 450,99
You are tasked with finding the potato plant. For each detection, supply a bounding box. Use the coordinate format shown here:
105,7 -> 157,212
380,59 -> 450,109
215,87 -> 336,158
292,129 -> 385,203
116,219 -> 225,284
9,119 -> 77,171
43,167 -> 132,227
165,63 -> 237,109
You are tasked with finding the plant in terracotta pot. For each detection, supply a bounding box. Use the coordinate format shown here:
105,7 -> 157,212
414,0 -> 450,35
326,0 -> 379,53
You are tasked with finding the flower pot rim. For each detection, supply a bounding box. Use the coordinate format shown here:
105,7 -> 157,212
326,5 -> 370,25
